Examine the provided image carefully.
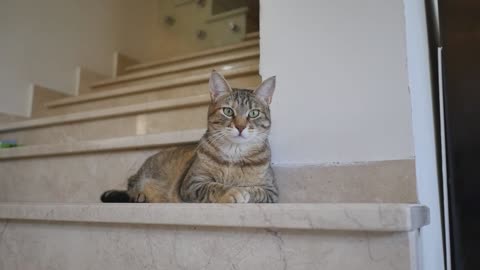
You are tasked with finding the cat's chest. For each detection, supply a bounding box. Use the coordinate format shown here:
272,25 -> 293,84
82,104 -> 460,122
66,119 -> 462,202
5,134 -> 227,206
212,165 -> 266,186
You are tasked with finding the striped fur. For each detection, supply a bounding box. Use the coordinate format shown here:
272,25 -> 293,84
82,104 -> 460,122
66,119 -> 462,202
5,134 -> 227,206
101,71 -> 278,203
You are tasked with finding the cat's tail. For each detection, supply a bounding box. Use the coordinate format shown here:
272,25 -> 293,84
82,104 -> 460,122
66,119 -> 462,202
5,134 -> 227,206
100,190 -> 131,203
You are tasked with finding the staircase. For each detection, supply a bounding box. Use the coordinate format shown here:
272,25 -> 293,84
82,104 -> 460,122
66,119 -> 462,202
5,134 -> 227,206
157,0 -> 257,51
0,35 -> 428,270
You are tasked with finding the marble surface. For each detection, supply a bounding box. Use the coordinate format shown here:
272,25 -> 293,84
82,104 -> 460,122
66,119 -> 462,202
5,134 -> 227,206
0,113 -> 26,124
0,203 -> 429,232
126,39 -> 259,71
93,50 -> 259,89
0,220 -> 417,270
0,136 -> 417,204
46,64 -> 258,108
0,94 -> 210,133
0,152 -> 417,203
47,74 -> 259,115
275,160 -> 417,203
0,106 -> 209,145
0,98 -> 210,145
0,129 -> 205,159
75,67 -> 108,95
0,148 -> 161,203
30,85 -> 71,118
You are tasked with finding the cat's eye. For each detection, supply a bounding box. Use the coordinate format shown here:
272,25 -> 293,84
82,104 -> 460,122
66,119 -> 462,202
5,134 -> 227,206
248,110 -> 260,118
222,107 -> 234,117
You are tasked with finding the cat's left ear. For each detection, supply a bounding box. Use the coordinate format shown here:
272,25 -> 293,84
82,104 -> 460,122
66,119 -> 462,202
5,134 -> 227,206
254,76 -> 276,104
209,70 -> 232,101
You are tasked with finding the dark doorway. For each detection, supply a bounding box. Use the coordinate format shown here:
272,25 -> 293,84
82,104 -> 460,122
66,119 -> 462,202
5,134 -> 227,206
440,0 -> 480,269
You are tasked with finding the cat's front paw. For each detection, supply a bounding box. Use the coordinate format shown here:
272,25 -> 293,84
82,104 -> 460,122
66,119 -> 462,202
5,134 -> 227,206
218,188 -> 250,203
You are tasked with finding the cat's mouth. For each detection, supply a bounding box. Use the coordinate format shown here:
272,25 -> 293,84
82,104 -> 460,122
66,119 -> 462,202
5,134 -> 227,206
229,134 -> 251,143
224,128 -> 255,143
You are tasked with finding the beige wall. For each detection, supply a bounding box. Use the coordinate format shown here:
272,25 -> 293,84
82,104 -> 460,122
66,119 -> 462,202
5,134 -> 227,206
0,0 -> 191,116
260,0 -> 414,164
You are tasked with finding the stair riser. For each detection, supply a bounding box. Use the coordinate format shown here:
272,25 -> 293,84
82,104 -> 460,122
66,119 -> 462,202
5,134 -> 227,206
0,220 -> 417,270
125,39 -> 259,73
244,32 -> 260,41
113,52 -> 139,77
0,152 -> 416,204
46,74 -> 260,115
245,34 -> 259,41
0,105 -> 209,145
96,50 -> 259,91
0,113 -> 26,124
75,67 -> 108,95
31,86 -> 70,118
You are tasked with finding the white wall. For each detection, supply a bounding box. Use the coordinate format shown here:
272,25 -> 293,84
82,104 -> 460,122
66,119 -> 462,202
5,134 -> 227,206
404,1 -> 445,270
260,0 -> 415,164
0,0 -> 172,116
261,1 -> 444,268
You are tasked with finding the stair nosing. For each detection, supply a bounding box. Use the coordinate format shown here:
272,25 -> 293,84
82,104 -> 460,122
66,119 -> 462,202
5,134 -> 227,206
245,31 -> 260,40
0,95 -> 210,133
0,129 -> 205,160
205,7 -> 248,23
46,64 -> 258,109
0,203 -> 429,232
92,50 -> 259,89
125,39 -> 259,72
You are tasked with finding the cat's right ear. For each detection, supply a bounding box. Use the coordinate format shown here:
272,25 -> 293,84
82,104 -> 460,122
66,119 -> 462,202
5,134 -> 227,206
209,70 -> 232,101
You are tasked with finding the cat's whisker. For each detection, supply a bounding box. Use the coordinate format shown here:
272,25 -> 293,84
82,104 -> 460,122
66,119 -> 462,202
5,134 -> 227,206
194,131 -> 224,152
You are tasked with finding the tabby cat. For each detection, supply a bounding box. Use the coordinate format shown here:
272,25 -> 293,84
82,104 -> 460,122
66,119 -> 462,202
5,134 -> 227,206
101,71 -> 278,203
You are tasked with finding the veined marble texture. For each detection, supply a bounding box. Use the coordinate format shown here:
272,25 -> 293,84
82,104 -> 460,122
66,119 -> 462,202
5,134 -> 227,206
0,104 -> 209,145
0,220 -> 416,270
0,203 -> 429,232
0,145 -> 421,270
0,146 -> 416,203
48,69 -> 260,113
0,113 -> 26,124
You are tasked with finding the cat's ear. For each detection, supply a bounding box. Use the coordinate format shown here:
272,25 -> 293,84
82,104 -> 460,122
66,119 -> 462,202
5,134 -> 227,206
254,76 -> 276,104
209,70 -> 232,101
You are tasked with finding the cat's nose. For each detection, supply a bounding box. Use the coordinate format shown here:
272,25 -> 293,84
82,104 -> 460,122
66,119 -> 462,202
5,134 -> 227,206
236,125 -> 246,135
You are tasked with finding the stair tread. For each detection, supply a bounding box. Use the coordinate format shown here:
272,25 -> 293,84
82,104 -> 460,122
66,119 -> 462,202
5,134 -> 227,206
245,31 -> 260,40
45,64 -> 257,109
0,129 -> 205,160
205,6 -> 248,23
0,113 -> 27,124
0,203 -> 429,232
125,39 -> 259,73
92,49 -> 259,89
0,95 -> 210,133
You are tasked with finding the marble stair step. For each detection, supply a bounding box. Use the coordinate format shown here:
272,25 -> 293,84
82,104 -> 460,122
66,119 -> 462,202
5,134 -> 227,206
0,95 -> 211,145
0,113 -> 27,124
244,31 -> 260,41
91,48 -> 259,91
42,65 -> 260,115
0,129 -> 205,160
0,202 -> 427,270
0,126 -> 417,203
124,39 -> 259,74
0,203 -> 429,232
